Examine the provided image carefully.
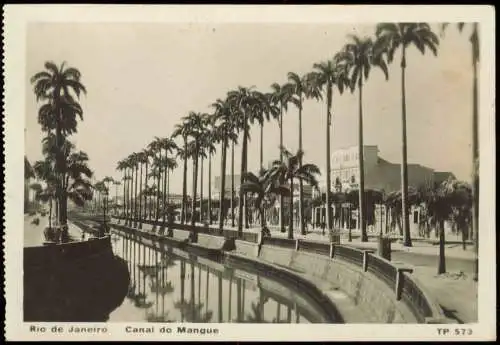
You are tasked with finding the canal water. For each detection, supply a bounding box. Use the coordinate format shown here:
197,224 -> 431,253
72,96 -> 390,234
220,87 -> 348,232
107,231 -> 329,323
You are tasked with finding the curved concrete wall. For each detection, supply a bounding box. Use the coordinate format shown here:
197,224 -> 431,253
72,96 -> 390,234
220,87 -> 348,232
258,244 -> 417,323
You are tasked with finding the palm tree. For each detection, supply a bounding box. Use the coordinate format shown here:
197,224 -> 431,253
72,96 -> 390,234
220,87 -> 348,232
135,151 -> 148,228
335,35 -> 389,242
240,169 -> 290,235
30,61 -> 87,228
212,97 -> 239,232
125,156 -> 134,224
115,160 -> 127,216
128,152 -> 140,226
102,176 -> 115,226
227,86 -> 263,234
33,159 -> 57,227
148,137 -> 163,222
270,83 -> 296,233
256,92 -> 280,169
285,73 -> 310,234
375,23 -> 439,247
178,112 -> 205,230
199,121 -> 216,223
140,149 -> 152,221
268,147 -> 321,239
158,138 -> 178,223
172,121 -> 191,224
205,116 -> 218,225
441,22 -> 479,281
306,59 -> 349,233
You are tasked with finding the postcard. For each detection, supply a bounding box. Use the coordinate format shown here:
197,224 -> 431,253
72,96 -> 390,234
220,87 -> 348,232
3,4 -> 496,341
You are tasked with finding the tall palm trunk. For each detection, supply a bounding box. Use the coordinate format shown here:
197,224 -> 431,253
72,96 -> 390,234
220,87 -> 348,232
279,105 -> 285,233
162,153 -> 168,223
55,119 -> 64,228
138,162 -> 143,228
208,153 -> 213,225
298,96 -> 305,235
200,156 -> 204,222
231,141 -> 235,227
288,176 -> 294,239
471,24 -> 479,281
260,123 -> 264,169
156,150 -> 162,221
115,183 -> 118,216
325,82 -> 333,234
218,137 -> 228,233
238,119 -> 249,235
191,144 -> 200,227
123,170 -> 127,219
128,169 -> 132,221
181,138 -> 188,224
162,155 -> 168,223
134,165 -> 139,224
166,168 -> 170,210
144,160 -> 148,220
130,169 -> 135,222
358,77 -> 368,242
400,48 -> 412,247
438,219 -> 446,274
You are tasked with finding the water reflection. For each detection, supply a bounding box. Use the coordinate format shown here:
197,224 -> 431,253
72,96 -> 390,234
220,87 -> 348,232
109,232 -> 325,323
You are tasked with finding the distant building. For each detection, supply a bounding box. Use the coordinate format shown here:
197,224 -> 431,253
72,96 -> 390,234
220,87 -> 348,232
311,145 -> 457,234
313,145 -> 455,198
213,174 -> 241,198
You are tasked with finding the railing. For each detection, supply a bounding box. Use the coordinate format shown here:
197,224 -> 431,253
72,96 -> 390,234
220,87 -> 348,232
104,214 -> 447,323
400,272 -> 436,323
298,239 -> 330,256
366,254 -> 397,290
262,236 -> 296,249
334,245 -> 364,267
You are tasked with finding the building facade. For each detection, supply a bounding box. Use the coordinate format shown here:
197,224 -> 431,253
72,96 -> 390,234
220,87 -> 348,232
314,145 -> 455,197
311,145 -> 456,235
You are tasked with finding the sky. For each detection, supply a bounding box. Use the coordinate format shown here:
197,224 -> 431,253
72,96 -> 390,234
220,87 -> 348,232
25,22 -> 476,195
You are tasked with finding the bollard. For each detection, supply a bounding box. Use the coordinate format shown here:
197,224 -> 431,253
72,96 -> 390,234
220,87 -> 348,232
295,239 -> 300,251
362,250 -> 375,272
329,243 -> 335,259
395,267 -> 414,300
378,236 -> 392,261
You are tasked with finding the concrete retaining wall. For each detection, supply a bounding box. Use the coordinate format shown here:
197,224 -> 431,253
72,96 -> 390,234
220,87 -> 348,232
257,244 -> 416,323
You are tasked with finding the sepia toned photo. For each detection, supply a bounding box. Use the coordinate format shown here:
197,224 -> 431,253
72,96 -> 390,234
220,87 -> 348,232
4,4 -> 496,341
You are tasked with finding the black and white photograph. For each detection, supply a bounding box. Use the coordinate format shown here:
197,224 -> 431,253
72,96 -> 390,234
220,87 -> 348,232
4,4 -> 496,341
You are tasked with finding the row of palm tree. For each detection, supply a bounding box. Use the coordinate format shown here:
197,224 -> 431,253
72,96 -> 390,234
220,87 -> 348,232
110,22 -> 478,249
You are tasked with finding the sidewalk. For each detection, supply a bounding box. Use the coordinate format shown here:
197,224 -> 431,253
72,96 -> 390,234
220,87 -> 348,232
24,215 -> 87,247
195,222 -> 475,261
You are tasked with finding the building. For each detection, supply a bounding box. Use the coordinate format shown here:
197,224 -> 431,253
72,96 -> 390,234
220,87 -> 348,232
311,145 -> 457,234
314,145 -> 455,196
213,174 -> 241,199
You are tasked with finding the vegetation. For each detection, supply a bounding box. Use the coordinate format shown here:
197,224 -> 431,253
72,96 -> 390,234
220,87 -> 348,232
30,62 -> 88,233
26,24 -> 475,276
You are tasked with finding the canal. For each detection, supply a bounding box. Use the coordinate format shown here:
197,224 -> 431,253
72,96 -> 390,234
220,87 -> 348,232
107,230 -> 333,323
